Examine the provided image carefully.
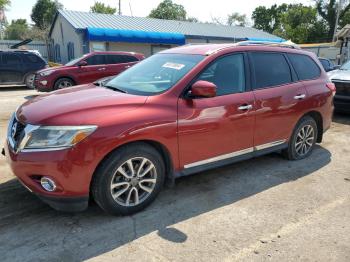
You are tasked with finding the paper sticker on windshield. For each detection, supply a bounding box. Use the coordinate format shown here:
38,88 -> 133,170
162,62 -> 185,70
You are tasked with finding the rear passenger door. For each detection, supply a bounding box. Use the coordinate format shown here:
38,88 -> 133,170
105,54 -> 139,76
0,53 -> 24,84
249,52 -> 308,149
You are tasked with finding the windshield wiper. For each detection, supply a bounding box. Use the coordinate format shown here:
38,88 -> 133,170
104,84 -> 127,93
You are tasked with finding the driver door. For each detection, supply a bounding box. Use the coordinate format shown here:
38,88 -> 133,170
177,53 -> 255,172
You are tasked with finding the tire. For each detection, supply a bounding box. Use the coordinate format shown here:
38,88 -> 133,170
283,116 -> 318,160
53,78 -> 74,90
92,143 -> 165,215
25,73 -> 35,89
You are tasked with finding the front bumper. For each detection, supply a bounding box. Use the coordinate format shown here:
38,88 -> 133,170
334,95 -> 350,113
3,140 -> 92,212
34,75 -> 54,92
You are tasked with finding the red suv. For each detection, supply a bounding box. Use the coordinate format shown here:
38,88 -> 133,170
34,51 -> 144,91
4,43 -> 334,215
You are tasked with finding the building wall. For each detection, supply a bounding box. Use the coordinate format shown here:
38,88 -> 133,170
107,42 -> 177,57
50,14 -> 84,63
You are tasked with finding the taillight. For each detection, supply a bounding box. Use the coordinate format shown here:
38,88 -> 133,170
326,82 -> 336,95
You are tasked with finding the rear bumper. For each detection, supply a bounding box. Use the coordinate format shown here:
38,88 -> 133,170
334,95 -> 350,113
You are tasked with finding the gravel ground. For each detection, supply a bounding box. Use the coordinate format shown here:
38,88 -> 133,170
0,87 -> 349,262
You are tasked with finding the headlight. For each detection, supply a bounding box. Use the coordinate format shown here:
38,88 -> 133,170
23,125 -> 97,150
40,70 -> 54,77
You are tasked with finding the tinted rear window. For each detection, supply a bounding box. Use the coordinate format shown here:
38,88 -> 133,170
288,54 -> 321,80
106,55 -> 138,64
250,52 -> 292,89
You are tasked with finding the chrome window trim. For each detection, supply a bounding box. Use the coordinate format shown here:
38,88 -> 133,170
184,139 -> 286,169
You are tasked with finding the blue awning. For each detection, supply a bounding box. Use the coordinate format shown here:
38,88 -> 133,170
86,27 -> 186,45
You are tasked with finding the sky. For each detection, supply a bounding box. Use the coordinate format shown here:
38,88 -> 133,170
5,0 -> 313,25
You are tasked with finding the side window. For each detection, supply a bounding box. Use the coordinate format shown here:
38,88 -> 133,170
288,54 -> 321,80
106,55 -> 138,64
3,53 -> 22,64
121,55 -> 138,63
23,54 -> 41,63
197,54 -> 246,96
250,52 -> 292,89
85,55 -> 105,65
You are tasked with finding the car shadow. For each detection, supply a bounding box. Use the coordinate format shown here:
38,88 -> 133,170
0,86 -> 28,91
0,145 -> 332,261
333,112 -> 350,125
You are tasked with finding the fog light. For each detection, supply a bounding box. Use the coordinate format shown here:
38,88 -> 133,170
40,177 -> 56,192
40,80 -> 48,85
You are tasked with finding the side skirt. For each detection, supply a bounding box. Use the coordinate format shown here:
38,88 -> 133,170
177,143 -> 288,178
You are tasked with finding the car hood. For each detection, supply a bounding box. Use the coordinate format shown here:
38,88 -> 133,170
327,69 -> 350,81
37,65 -> 72,74
16,84 -> 148,126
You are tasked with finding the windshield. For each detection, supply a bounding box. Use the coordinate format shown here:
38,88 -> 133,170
65,55 -> 86,66
340,60 -> 350,70
105,53 -> 204,95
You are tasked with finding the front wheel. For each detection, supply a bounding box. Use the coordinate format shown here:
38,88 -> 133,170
283,116 -> 318,160
54,78 -> 74,90
91,143 -> 165,215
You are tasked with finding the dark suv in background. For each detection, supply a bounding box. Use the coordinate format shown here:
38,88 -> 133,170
34,51 -> 145,91
0,50 -> 48,88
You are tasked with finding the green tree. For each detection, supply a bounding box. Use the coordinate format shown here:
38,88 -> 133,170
227,12 -> 247,26
149,0 -> 186,20
90,2 -> 116,14
252,4 -> 288,33
316,0 -> 350,39
0,0 -> 10,9
273,4 -> 328,43
5,19 -> 28,40
31,0 -> 62,30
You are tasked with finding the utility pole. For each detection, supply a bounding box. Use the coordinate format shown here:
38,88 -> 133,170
333,0 -> 344,42
119,0 -> 121,15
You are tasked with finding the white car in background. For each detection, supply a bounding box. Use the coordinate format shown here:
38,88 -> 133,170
327,61 -> 350,113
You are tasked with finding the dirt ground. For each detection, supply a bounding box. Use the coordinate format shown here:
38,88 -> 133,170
0,87 -> 349,262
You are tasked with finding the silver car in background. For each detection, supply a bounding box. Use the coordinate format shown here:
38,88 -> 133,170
327,61 -> 350,113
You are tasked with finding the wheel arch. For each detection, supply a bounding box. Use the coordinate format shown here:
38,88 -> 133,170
300,110 -> 323,143
90,139 -> 175,191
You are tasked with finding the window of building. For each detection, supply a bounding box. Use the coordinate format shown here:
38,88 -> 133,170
54,44 -> 61,62
67,42 -> 75,61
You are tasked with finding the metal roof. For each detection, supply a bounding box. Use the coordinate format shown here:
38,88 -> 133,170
55,10 -> 281,40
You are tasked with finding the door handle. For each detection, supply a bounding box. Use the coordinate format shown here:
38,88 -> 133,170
294,94 -> 306,100
98,68 -> 106,71
238,104 -> 253,111
125,65 -> 131,69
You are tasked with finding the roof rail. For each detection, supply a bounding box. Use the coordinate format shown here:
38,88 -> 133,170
237,40 -> 301,49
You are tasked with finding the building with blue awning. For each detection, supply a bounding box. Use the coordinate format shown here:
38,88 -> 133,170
49,10 -> 283,63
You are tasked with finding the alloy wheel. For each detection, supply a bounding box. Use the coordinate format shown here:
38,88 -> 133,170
58,81 -> 72,89
295,124 -> 315,156
110,157 -> 157,207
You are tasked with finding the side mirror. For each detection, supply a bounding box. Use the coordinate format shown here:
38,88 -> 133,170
78,60 -> 88,67
190,80 -> 217,98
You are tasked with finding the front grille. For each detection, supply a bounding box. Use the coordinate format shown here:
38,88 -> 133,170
332,81 -> 350,96
9,116 -> 26,150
